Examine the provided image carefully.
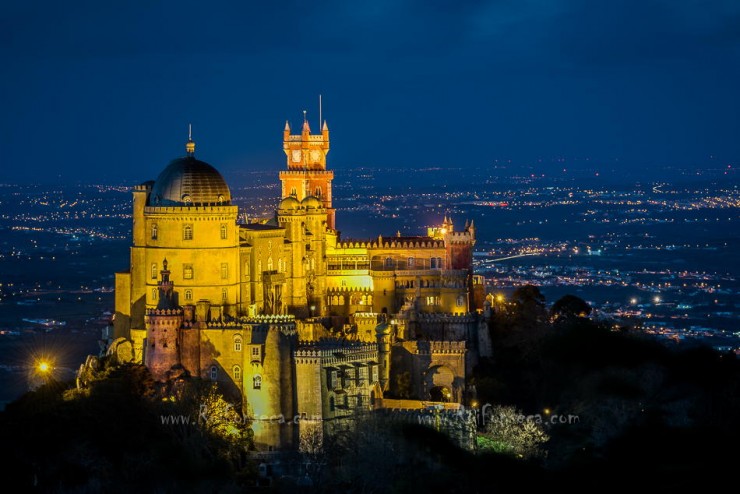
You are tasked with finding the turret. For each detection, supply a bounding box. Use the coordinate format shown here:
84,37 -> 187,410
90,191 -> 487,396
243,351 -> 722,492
144,259 -> 184,381
375,321 -> 392,392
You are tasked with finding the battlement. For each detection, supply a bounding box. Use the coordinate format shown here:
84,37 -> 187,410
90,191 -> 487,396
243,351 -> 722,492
279,170 -> 334,177
294,339 -> 378,364
146,308 -> 183,316
416,312 -> 477,323
144,205 -> 237,216
402,340 -> 466,355
334,238 -> 445,250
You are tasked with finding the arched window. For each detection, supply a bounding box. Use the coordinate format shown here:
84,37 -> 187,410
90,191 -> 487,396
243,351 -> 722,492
152,288 -> 157,300
290,187 -> 297,196
267,257 -> 273,271
220,223 -> 227,240
408,257 -> 415,268
315,186 -> 322,197
185,289 -> 193,301
338,295 -> 345,305
253,375 -> 262,390
384,257 -> 394,269
210,366 -> 218,381
456,295 -> 465,307
233,365 -> 241,381
151,263 -> 157,279
329,396 -> 335,412
183,224 -> 193,240
151,224 -> 158,240
183,264 -> 193,279
221,288 -> 228,303
234,336 -> 242,352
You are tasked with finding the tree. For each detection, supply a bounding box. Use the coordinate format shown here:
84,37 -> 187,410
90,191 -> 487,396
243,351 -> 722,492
478,405 -> 549,460
550,294 -> 591,321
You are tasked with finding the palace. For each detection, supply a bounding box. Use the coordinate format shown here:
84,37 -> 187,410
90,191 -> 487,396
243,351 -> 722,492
110,115 -> 491,450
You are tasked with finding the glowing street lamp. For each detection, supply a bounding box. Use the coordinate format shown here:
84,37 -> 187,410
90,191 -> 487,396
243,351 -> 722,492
653,296 -> 661,304
630,298 -> 637,305
37,361 -> 50,373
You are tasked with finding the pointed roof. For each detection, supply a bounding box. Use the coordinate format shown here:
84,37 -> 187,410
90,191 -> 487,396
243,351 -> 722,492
284,120 -> 291,131
322,120 -> 329,131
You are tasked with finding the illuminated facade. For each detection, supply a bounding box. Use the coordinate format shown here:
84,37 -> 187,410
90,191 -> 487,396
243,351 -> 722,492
112,117 -> 491,450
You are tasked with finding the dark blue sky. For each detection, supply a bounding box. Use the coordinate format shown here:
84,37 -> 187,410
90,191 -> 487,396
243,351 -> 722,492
1,0 -> 739,184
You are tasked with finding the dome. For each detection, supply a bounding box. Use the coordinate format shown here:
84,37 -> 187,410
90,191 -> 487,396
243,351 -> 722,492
301,195 -> 322,209
149,156 -> 231,206
278,196 -> 301,210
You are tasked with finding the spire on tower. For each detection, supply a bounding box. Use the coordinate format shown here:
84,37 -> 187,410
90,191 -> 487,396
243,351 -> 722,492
284,120 -> 291,132
186,124 -> 195,156
302,110 -> 311,133
322,120 -> 328,131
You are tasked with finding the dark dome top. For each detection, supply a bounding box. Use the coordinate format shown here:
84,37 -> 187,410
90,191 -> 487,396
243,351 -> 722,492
149,156 -> 231,206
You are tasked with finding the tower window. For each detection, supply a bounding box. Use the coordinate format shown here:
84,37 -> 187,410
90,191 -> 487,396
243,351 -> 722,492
290,187 -> 297,196
210,366 -> 218,381
151,224 -> 158,240
267,257 -> 273,271
151,263 -> 157,279
408,257 -> 415,268
185,289 -> 193,301
456,295 -> 465,307
329,396 -> 335,412
221,288 -> 228,303
384,257 -> 394,269
233,365 -> 241,381
220,223 -> 227,240
251,345 -> 261,362
234,336 -> 242,352
183,264 -> 193,279
253,375 -> 262,390
315,186 -> 322,197
152,288 -> 157,300
221,263 -> 228,279
183,224 -> 193,240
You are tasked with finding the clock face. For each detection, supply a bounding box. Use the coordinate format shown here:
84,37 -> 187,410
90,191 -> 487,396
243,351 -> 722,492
309,149 -> 321,162
291,150 -> 302,163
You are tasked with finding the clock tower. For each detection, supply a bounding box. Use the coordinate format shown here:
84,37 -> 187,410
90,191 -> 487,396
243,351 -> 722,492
279,113 -> 335,228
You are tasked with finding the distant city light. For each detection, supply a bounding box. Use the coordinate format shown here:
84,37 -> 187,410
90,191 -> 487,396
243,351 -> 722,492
653,296 -> 661,304
630,298 -> 638,305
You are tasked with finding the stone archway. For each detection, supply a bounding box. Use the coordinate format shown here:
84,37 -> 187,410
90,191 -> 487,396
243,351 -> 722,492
423,364 -> 455,402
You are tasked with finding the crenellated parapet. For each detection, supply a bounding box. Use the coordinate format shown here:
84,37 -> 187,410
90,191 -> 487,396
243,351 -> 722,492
417,312 -> 477,324
402,340 -> 466,355
293,339 -> 378,365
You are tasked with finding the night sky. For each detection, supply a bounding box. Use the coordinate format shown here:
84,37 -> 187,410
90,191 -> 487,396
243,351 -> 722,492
1,0 -> 739,184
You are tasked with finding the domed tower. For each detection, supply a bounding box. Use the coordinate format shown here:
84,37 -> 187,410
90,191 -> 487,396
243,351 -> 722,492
115,129 -> 241,358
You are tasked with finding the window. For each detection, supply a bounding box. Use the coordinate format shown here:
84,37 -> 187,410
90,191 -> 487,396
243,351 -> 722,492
220,223 -> 227,240
253,375 -> 262,390
456,295 -> 465,307
185,289 -> 193,301
431,257 -> 443,269
329,396 -> 335,412
315,186 -> 322,197
234,336 -> 242,352
408,257 -> 415,268
251,345 -> 261,362
267,257 -> 273,271
357,394 -> 363,407
151,263 -> 157,279
290,187 -> 297,196
221,263 -> 228,279
151,224 -> 158,240
183,224 -> 193,240
152,288 -> 157,300
183,264 -> 193,279
384,257 -> 394,269
221,288 -> 228,303
233,365 -> 241,381
210,366 -> 218,381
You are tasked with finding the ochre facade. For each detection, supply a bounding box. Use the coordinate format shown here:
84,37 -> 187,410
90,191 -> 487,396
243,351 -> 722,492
112,117 -> 490,451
